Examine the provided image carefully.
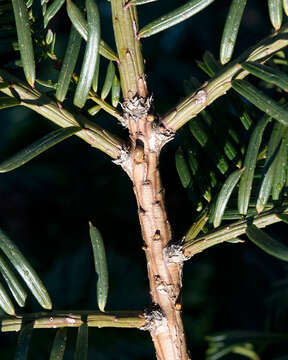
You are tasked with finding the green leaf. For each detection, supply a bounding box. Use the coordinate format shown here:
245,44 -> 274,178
49,328 -> 67,360
231,345 -> 260,360
203,51 -> 222,76
75,324 -> 88,360
111,74 -> 120,107
207,342 -> 259,360
26,0 -> 33,8
0,126 -> 80,173
230,94 -> 253,130
0,255 -> 27,307
238,116 -> 269,215
185,207 -> 209,241
268,0 -> 283,31
138,0 -> 214,38
256,121 -> 284,213
92,55 -> 100,93
196,60 -> 214,77
0,282 -> 15,315
88,105 -> 101,116
246,224 -> 288,261
44,0 -> 65,28
0,228 -> 52,309
11,0 -> 35,87
66,0 -> 87,39
66,0 -> 117,61
284,0 -> 288,16
101,62 -> 115,100
185,143 -> 212,202
213,169 -> 243,228
73,0 -> 100,108
242,61 -> 288,91
277,213 -> 288,223
188,119 -> 229,174
56,27 -> 82,102
36,78 -> 57,89
0,97 -> 20,109
220,0 -> 247,64
0,82 -> 9,89
272,128 -> 288,200
232,79 -> 288,126
128,0 -> 158,5
14,324 -> 33,360
89,223 -> 108,312
175,146 -> 191,188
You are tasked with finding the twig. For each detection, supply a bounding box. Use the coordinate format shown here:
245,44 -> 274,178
89,92 -> 122,120
0,69 -> 124,159
161,23 -> 288,131
1,310 -> 145,332
111,0 -> 147,98
182,206 -> 288,258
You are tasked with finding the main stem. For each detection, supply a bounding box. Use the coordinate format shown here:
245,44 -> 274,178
110,1 -> 189,359
129,120 -> 189,360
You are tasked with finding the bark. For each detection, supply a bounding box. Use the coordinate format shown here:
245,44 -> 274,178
110,1 -> 190,358
118,98 -> 190,360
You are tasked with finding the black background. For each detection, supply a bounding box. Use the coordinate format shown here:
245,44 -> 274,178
1,0 -> 288,359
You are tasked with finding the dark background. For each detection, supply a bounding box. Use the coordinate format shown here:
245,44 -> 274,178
1,0 -> 288,359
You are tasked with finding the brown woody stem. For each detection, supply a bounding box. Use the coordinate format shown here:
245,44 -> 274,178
111,2 -> 189,358
116,97 -> 189,359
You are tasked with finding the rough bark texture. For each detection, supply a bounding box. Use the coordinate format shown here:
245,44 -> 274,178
118,96 -> 190,360
110,1 -> 190,358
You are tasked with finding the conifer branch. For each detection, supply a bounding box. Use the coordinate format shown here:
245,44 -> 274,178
182,206 -> 288,259
0,69 -> 124,159
161,24 -> 288,131
1,311 -> 145,332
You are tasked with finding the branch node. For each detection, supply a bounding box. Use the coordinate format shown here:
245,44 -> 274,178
140,307 -> 168,335
149,125 -> 174,152
193,88 -> 207,105
112,146 -> 133,178
164,240 -> 188,264
121,95 -> 152,124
